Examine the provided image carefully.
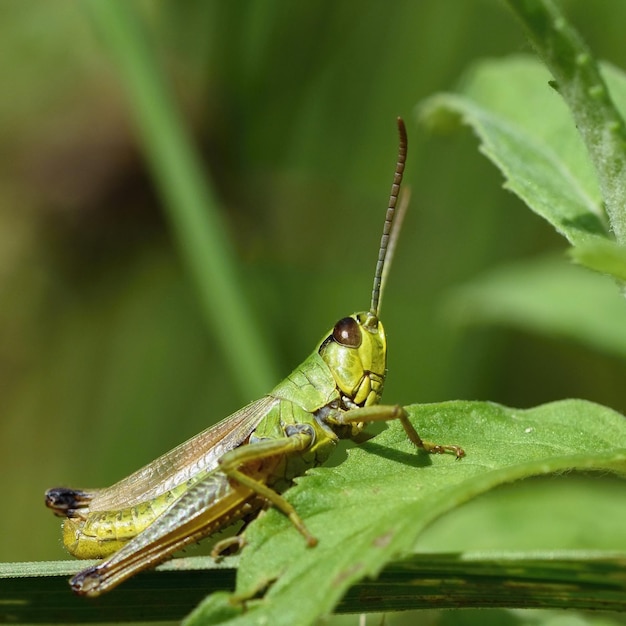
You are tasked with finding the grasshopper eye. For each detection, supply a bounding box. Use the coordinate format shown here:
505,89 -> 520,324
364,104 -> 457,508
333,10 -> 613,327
333,317 -> 361,348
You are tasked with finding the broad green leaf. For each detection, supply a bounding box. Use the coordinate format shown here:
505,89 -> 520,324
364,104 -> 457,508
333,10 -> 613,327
416,474 -> 626,552
186,399 -> 626,626
445,254 -> 626,358
3,401 -> 624,623
419,55 -> 616,247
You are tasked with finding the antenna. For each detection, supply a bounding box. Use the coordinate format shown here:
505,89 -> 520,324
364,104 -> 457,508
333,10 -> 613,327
368,117 -> 408,320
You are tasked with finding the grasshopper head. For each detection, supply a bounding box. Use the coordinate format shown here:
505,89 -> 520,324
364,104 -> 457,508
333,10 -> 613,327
317,118 -> 408,410
318,312 -> 386,408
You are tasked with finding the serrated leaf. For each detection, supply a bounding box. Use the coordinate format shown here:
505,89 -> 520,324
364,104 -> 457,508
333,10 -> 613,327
504,0 -> 626,248
419,55 -> 613,247
186,399 -> 626,626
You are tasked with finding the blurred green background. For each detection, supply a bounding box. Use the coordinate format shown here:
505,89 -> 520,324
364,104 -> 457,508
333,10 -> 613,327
1,0 -> 625,576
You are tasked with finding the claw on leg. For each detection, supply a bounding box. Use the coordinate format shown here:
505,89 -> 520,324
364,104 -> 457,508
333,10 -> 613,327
422,440 -> 465,459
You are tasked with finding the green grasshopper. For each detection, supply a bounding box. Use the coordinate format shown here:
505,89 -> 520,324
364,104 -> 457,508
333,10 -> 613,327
45,118 -> 464,597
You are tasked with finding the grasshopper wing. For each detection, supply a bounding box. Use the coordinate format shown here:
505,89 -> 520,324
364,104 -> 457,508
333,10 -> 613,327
80,395 -> 279,512
70,468 -> 261,596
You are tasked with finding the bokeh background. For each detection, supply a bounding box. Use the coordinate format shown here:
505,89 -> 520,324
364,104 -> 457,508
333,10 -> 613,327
1,0 -> 625,592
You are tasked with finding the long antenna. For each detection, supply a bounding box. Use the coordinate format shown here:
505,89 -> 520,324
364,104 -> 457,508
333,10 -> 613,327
369,117 -> 408,320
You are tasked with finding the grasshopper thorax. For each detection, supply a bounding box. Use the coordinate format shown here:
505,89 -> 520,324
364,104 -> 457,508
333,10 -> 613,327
318,312 -> 387,409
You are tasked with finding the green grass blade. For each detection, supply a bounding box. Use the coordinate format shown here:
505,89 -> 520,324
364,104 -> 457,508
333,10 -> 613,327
0,558 -> 237,624
84,0 -> 278,397
3,551 -> 625,623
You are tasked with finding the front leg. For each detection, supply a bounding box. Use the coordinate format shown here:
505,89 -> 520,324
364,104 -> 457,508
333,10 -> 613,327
336,404 -> 465,458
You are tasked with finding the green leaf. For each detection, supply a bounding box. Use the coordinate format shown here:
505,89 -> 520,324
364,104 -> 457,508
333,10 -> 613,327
186,399 -> 626,626
3,400 -> 625,623
445,254 -> 626,358
504,0 -> 626,247
419,55 -> 613,247
415,474 -> 626,553
569,238 -> 626,281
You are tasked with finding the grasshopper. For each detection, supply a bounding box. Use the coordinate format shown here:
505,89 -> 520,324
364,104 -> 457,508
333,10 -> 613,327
45,118 -> 464,597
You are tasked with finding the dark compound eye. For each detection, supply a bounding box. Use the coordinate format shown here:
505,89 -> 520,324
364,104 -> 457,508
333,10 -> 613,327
332,317 -> 361,348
